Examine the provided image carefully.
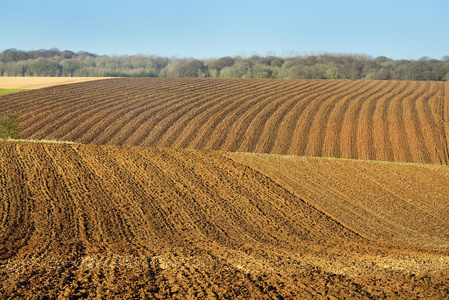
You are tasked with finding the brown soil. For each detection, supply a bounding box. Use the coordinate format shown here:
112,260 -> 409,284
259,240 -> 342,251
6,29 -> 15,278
0,77 -> 110,89
1,78 -> 447,165
229,152 -> 449,249
0,141 -> 448,299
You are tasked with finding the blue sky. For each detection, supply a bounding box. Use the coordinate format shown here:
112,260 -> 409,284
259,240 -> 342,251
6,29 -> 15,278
1,0 -> 448,60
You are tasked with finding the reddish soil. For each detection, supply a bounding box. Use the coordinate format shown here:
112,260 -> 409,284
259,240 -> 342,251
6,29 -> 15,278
0,78 -> 448,164
0,142 -> 448,299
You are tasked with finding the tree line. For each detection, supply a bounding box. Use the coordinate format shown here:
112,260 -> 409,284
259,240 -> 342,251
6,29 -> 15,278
1,48 -> 449,81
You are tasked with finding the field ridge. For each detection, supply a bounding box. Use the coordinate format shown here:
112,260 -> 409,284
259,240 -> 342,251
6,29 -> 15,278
1,78 -> 448,165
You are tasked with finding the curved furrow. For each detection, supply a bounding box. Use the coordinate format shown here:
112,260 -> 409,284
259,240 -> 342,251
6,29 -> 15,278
21,80 -> 117,120
135,93 -> 231,148
2,83 -> 97,115
27,92 -> 126,141
355,81 -> 402,161
174,79 -> 283,150
268,80 -> 343,155
246,81 -> 322,154
48,91 -> 152,141
389,82 -> 425,163
227,80 -> 341,153
3,78 -> 449,165
131,79 -> 259,148
240,81 -> 350,154
70,80 -> 229,144
213,80 -> 325,153
234,81 -> 323,154
146,79 -> 277,149
286,80 -> 356,156
22,82 -> 131,139
384,80 -> 417,162
322,80 -> 383,159
80,78 -> 227,144
224,82 -> 311,153
20,92 -> 93,138
393,81 -> 437,163
345,81 -> 392,160
250,81 -> 327,154
188,80 -> 305,152
84,79 -> 221,145
0,91 -> 33,113
416,82 -> 447,164
402,82 -> 435,164
58,91 -> 168,143
337,80 -> 392,159
131,80 -> 258,147
306,80 -> 373,158
426,82 -> 445,124
430,82 -> 449,164
0,86 -> 73,114
68,79 -> 198,142
85,92 -> 188,145
386,80 -> 425,163
372,81 -> 411,162
441,82 -> 449,164
300,80 -> 365,157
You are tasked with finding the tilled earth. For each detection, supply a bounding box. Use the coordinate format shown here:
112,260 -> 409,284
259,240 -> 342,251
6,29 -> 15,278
1,78 -> 448,165
0,142 -> 448,299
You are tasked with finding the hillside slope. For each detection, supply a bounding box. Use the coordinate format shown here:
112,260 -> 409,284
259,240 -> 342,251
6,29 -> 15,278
1,142 -> 448,299
230,152 -> 449,248
1,78 -> 448,164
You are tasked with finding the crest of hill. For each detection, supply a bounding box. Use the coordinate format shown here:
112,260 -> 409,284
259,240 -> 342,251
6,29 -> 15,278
1,78 -> 448,165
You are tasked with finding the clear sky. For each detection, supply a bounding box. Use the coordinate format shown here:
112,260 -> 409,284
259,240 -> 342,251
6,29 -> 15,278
2,0 -> 448,60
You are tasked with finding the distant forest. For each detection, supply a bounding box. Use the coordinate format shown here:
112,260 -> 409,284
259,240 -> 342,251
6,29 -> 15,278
1,48 -> 449,81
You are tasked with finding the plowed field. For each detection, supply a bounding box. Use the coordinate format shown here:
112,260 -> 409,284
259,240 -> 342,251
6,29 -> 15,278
1,78 -> 448,164
230,153 -> 449,249
2,78 -> 449,298
1,142 -> 448,299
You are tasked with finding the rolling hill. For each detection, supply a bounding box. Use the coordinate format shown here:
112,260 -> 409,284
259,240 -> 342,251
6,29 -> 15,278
0,141 -> 448,298
1,78 -> 449,298
0,78 -> 448,164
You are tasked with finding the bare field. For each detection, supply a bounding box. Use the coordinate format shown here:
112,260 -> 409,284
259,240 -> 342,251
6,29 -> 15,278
0,76 -> 111,89
1,78 -> 449,298
0,77 -> 447,164
0,142 -> 448,299
230,152 -> 449,249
